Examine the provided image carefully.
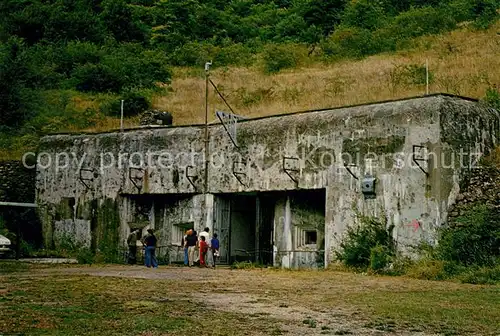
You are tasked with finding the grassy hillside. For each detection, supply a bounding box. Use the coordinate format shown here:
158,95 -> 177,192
156,21 -> 500,125
1,21 -> 500,161
0,0 -> 499,160
20,20 -> 499,132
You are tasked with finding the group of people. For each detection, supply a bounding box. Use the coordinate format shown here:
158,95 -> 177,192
127,228 -> 158,268
182,227 -> 219,268
126,226 -> 220,268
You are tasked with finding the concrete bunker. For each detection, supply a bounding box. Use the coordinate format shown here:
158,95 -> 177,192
34,94 -> 500,268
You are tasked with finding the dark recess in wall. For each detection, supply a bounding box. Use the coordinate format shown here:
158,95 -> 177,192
0,160 -> 42,248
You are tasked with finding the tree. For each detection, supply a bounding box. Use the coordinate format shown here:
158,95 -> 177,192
298,0 -> 348,35
0,39 -> 37,128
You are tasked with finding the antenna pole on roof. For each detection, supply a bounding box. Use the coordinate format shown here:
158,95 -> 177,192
204,61 -> 212,194
425,59 -> 429,95
120,100 -> 124,131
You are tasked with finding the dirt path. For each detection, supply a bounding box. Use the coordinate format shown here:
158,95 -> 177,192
15,265 -> 443,335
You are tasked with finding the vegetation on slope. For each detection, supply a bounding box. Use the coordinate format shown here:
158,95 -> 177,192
334,202 -> 500,285
0,0 -> 499,159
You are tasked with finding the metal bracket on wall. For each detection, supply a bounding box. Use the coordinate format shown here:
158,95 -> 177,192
79,168 -> 97,189
186,165 -> 198,191
129,167 -> 144,192
283,156 -> 300,186
344,162 -> 359,180
216,110 -> 245,148
412,145 -> 429,176
232,160 -> 247,186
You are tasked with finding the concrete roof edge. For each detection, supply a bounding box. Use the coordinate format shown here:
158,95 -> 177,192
40,93 -> 480,138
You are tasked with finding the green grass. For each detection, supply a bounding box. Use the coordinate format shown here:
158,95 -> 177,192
347,286 -> 500,335
0,270 -> 282,335
0,264 -> 499,335
0,260 -> 30,274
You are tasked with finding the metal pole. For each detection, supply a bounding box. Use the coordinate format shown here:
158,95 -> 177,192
120,99 -> 124,131
204,61 -> 212,194
426,59 -> 429,95
15,216 -> 21,260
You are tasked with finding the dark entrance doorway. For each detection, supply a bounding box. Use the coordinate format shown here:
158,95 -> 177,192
213,192 -> 275,265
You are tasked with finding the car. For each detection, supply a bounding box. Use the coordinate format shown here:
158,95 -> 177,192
0,234 -> 12,257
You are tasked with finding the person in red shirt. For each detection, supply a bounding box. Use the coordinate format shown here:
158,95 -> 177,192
199,235 -> 208,267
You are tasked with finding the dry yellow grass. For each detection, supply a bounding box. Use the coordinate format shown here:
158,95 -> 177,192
0,22 -> 500,159
147,21 -> 499,126
69,22 -> 500,134
2,22 -> 499,162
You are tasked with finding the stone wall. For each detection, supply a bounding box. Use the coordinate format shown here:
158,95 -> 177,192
447,167 -> 500,223
0,160 -> 35,203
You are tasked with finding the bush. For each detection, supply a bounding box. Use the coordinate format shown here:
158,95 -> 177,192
401,204 -> 500,283
384,255 -> 414,276
69,45 -> 171,93
76,247 -> 95,264
370,244 -> 391,272
341,0 -> 388,31
405,258 -> 449,281
335,213 -> 396,271
435,204 -> 500,267
484,86 -> 500,110
448,0 -> 500,29
214,43 -> 256,67
170,40 -> 257,68
71,62 -> 125,93
261,43 -> 303,74
169,41 -> 215,67
458,264 -> 500,284
472,0 -> 500,29
326,26 -> 375,58
388,6 -> 458,40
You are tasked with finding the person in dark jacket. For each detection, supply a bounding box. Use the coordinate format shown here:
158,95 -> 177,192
127,229 -> 139,264
186,229 -> 198,267
142,228 -> 158,268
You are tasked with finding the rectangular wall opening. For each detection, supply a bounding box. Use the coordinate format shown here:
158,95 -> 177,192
213,192 -> 275,265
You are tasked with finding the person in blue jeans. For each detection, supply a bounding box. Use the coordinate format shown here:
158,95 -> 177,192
142,229 -> 158,268
182,229 -> 191,266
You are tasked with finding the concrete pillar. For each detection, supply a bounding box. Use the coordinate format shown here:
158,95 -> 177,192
283,195 -> 293,268
324,187 -> 332,269
204,193 -> 214,232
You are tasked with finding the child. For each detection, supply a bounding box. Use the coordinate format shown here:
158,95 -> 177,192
210,233 -> 220,268
199,235 -> 208,267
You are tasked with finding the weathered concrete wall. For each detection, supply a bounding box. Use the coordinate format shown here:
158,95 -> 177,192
155,194 -> 206,263
34,94 -> 500,265
36,127 -> 204,250
272,191 -> 325,269
439,98 -> 500,223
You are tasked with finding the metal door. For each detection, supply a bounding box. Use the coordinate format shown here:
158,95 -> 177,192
213,196 -> 231,264
257,195 -> 274,265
